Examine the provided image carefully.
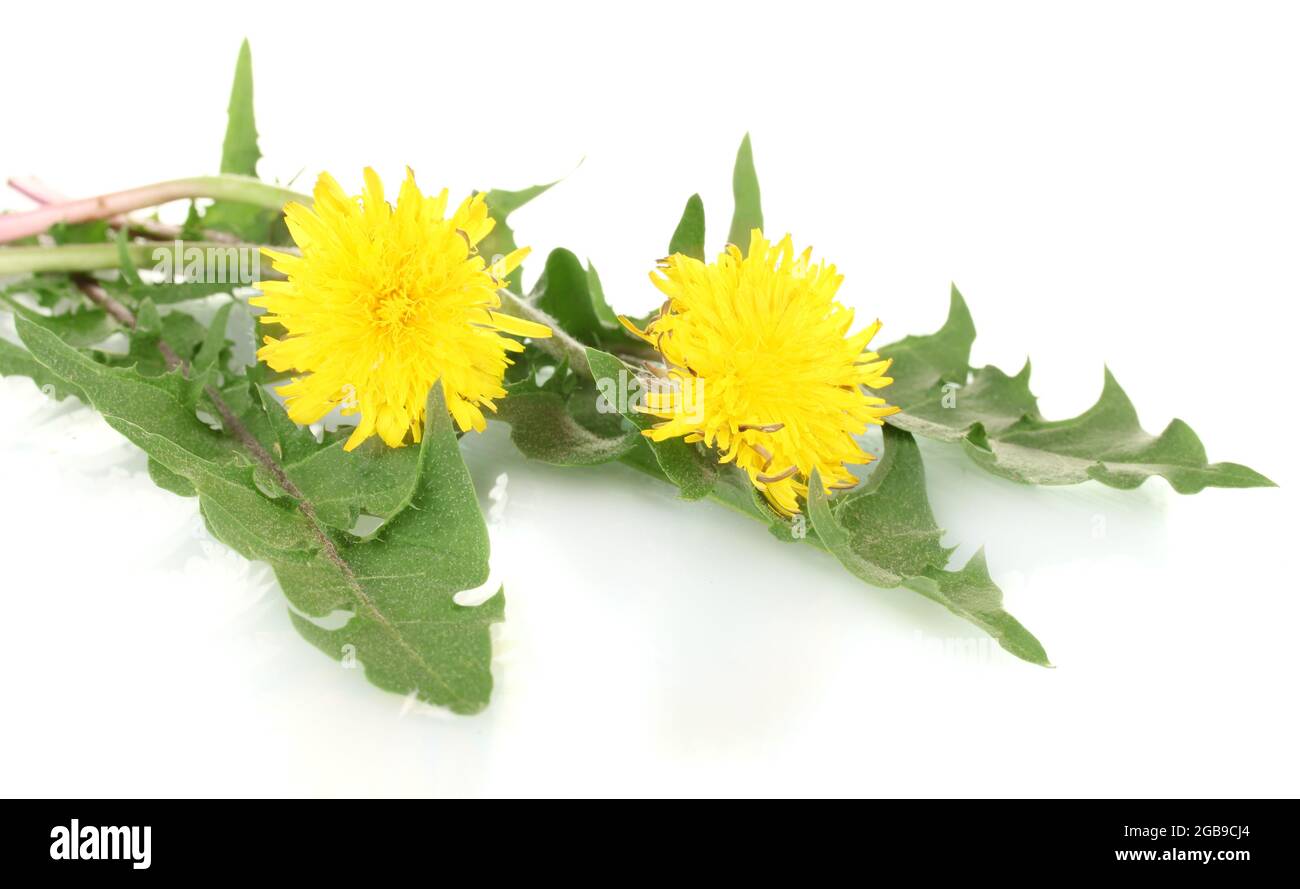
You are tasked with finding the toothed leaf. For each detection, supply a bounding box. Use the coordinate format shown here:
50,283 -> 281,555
807,425 -> 1050,666
878,286 -> 1273,493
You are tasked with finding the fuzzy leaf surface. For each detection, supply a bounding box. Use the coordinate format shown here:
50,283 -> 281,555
878,286 -> 1272,493
807,425 -> 1049,665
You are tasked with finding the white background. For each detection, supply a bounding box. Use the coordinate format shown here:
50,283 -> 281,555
1,1 -> 1296,797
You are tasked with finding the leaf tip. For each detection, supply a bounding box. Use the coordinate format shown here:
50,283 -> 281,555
965,422 -> 992,452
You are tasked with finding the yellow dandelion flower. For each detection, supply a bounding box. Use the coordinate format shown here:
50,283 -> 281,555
621,229 -> 899,516
251,168 -> 551,451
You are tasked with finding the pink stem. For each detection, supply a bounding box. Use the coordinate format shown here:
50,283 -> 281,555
7,176 -> 65,205
0,175 -> 303,244
7,176 -> 240,244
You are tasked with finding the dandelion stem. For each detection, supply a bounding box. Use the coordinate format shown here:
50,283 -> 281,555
496,288 -> 593,378
8,176 -> 242,244
0,175 -> 307,245
0,241 -> 275,277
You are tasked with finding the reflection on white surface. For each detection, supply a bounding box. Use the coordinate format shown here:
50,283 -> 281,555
0,373 -> 1292,797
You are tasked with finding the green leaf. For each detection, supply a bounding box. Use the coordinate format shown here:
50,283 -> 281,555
203,39 -> 282,243
148,457 -> 197,497
672,457 -> 812,544
526,249 -> 641,350
479,180 -> 557,294
496,387 -> 641,466
531,248 -> 606,344
585,347 -> 718,499
189,376 -> 422,533
179,202 -> 205,241
191,301 -> 234,376
99,301 -> 208,377
879,286 -> 1274,493
219,39 -> 260,177
183,300 -> 236,406
115,228 -> 143,288
2,274 -> 87,310
727,133 -> 762,248
95,248 -> 243,306
0,294 -> 116,348
126,279 -> 241,306
15,314 -> 502,713
202,196 -> 282,245
258,390 -> 423,533
669,193 -> 706,260
49,221 -> 110,245
0,338 -> 83,401
585,262 -> 621,328
806,425 -> 1050,666
484,181 -> 553,218
44,308 -> 117,348
279,386 -> 501,714
134,299 -> 162,337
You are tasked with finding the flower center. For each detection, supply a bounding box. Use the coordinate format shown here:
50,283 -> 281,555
375,291 -> 415,327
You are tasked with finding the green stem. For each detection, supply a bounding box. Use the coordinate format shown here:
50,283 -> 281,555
0,241 -> 284,277
0,175 -> 308,244
496,288 -> 593,378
